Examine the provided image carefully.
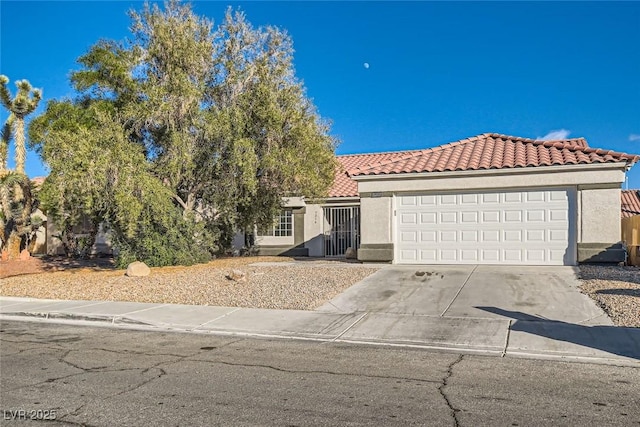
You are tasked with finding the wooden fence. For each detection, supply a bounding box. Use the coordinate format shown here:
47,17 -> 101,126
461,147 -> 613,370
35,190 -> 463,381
622,215 -> 640,265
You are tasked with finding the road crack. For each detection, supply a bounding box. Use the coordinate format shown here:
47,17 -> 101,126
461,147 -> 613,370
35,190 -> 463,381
438,354 -> 464,427
186,358 -> 442,384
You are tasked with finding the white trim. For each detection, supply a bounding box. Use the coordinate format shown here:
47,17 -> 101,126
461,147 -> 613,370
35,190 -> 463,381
352,162 -> 629,182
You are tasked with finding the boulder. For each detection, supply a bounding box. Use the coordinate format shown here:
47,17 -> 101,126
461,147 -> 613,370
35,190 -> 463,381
226,269 -> 247,283
19,249 -> 31,261
345,247 -> 357,259
125,261 -> 151,277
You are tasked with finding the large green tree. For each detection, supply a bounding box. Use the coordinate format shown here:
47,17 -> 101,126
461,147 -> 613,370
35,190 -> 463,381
30,1 -> 337,266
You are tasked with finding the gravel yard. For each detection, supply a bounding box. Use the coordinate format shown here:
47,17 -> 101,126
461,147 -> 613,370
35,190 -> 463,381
578,264 -> 640,328
0,257 -> 379,310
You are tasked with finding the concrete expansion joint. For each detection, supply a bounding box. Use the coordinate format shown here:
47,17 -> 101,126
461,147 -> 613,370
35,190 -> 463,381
440,265 -> 478,317
502,320 -> 512,357
191,307 -> 241,330
329,312 -> 368,342
438,354 -> 464,427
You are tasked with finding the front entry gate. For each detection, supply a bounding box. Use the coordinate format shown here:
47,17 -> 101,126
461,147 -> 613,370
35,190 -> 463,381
323,206 -> 360,257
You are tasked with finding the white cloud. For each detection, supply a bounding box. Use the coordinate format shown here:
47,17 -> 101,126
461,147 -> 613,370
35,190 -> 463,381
538,129 -> 571,141
629,134 -> 640,142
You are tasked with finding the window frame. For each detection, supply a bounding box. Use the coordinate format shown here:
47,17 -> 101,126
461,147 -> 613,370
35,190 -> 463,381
257,209 -> 293,237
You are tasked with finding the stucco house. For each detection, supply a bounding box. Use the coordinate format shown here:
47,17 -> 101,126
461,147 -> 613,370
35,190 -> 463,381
254,133 -> 639,265
32,132 -> 638,264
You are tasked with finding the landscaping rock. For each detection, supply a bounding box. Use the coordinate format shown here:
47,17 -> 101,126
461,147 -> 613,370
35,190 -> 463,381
19,250 -> 30,261
226,269 -> 247,282
126,261 -> 151,277
345,247 -> 357,259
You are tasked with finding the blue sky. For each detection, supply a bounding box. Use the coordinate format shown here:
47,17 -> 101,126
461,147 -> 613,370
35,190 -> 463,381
1,1 -> 639,187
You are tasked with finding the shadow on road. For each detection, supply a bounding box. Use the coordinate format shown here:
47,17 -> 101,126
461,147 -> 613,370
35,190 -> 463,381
476,306 -> 640,360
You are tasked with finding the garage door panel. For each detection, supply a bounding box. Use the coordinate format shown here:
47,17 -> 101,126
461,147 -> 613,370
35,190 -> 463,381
482,230 -> 500,242
549,210 -> 568,222
440,212 -> 457,223
504,192 -> 522,203
461,211 -> 478,223
440,249 -> 457,261
397,188 -> 573,265
420,249 -> 437,262
401,196 -> 417,206
461,230 -> 478,242
481,249 -> 500,262
440,194 -> 457,204
482,211 -> 500,223
549,250 -> 566,263
482,193 -> 500,203
461,194 -> 478,204
526,191 -> 545,202
420,195 -> 436,205
504,249 -> 522,262
504,230 -> 522,242
421,212 -> 437,224
526,229 -> 545,242
526,249 -> 546,262
401,213 -> 417,224
400,231 -> 418,243
526,210 -> 545,222
549,229 -> 568,242
400,249 -> 418,261
440,230 -> 457,242
420,230 -> 436,243
461,249 -> 478,261
504,210 -> 522,222
549,191 -> 568,201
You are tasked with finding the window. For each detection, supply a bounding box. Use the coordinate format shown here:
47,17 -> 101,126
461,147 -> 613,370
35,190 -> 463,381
258,210 -> 293,237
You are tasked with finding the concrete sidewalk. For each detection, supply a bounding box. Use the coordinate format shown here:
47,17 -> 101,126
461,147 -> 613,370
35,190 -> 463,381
1,295 -> 639,367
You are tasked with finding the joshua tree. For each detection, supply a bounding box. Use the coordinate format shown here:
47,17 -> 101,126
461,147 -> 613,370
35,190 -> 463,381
0,172 -> 40,258
0,76 -> 42,258
0,75 -> 42,174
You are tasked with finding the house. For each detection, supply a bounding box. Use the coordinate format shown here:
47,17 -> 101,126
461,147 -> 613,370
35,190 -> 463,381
621,190 -> 640,218
28,177 -> 113,256
31,132 -> 639,265
254,133 -> 639,265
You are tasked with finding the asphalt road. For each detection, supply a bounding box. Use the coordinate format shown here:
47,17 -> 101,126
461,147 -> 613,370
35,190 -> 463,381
1,320 -> 638,426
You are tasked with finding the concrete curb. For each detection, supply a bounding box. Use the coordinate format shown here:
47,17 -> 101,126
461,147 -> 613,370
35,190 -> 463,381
2,310 -> 639,368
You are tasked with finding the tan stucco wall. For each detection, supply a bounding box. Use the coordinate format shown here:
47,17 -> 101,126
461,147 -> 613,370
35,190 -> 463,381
355,164 -> 627,263
579,187 -> 621,243
360,196 -> 393,244
356,164 -> 626,194
303,203 -> 324,257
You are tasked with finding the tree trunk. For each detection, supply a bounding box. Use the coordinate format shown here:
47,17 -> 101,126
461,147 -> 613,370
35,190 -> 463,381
7,231 -> 21,260
15,118 -> 25,174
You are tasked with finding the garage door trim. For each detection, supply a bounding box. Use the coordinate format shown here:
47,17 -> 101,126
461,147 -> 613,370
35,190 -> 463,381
394,187 -> 577,265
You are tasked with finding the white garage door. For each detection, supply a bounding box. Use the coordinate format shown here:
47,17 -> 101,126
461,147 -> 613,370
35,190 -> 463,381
396,189 -> 574,265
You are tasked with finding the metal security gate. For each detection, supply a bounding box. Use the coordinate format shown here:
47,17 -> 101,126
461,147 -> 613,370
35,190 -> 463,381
323,206 -> 360,257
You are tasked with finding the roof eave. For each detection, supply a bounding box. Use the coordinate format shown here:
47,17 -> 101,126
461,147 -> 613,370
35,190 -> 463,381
350,162 -> 631,181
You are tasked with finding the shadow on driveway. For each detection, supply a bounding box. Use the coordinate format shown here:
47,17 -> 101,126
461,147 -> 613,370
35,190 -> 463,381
476,306 -> 640,360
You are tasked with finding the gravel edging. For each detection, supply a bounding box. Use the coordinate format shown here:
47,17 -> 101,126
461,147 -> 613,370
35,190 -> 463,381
577,265 -> 640,328
0,263 -> 379,311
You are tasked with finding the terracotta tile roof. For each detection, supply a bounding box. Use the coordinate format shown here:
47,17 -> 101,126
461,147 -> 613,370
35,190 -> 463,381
346,133 -> 639,177
330,150 -> 418,197
622,190 -> 640,218
31,176 -> 46,190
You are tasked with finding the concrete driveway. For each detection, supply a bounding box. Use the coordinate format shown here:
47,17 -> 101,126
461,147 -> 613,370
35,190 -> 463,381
317,265 -> 640,363
319,265 -> 612,325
